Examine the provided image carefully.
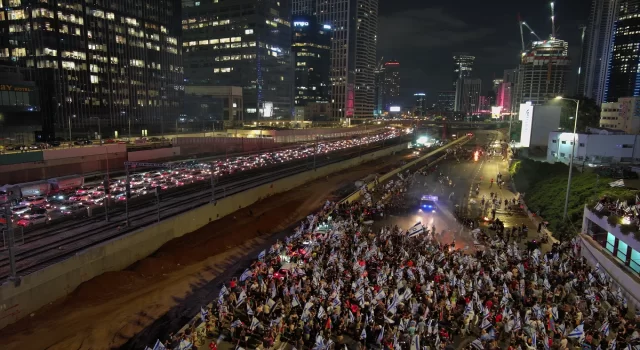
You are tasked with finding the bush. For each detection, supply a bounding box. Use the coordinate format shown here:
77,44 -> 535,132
510,159 -> 639,241
607,214 -> 620,228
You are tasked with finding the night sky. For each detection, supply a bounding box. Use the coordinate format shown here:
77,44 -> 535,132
377,0 -> 589,106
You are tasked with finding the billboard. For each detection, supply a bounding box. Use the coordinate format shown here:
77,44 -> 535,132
262,102 -> 273,117
491,106 -> 502,118
519,103 -> 534,147
389,106 -> 401,112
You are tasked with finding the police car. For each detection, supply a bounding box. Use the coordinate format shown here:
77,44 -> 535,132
418,195 -> 438,213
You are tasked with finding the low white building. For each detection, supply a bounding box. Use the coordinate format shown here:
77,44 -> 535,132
599,102 -> 621,129
547,131 -> 640,166
597,97 -> 640,134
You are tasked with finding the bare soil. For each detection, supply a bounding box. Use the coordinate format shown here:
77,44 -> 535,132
0,151 -> 411,350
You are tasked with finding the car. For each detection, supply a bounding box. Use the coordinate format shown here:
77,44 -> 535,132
58,203 -> 86,215
20,196 -> 47,206
23,207 -> 48,216
16,214 -> 49,227
11,205 -> 31,215
418,195 -> 438,213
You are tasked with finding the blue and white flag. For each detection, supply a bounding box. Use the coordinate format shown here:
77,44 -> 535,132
247,303 -> 254,316
470,339 -> 484,350
410,334 -> 420,350
219,284 -> 229,297
480,317 -> 492,330
230,319 -> 243,328
200,306 -> 208,322
551,306 -> 558,320
360,328 -> 367,340
544,335 -> 550,350
257,250 -> 266,260
377,326 -> 385,343
239,268 -> 253,282
600,321 -> 610,336
317,306 -> 326,320
250,316 -> 260,331
312,334 -> 325,350
178,340 -> 193,350
152,340 -> 167,350
292,294 -> 301,308
567,323 -> 584,339
237,290 -> 247,306
531,331 -> 537,348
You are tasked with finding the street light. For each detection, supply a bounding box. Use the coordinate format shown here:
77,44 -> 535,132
555,96 -> 580,220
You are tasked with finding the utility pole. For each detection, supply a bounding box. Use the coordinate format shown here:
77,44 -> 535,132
210,168 -> 217,202
125,164 -> 130,226
313,136 -> 318,170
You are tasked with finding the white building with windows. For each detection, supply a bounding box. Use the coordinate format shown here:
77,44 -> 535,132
547,131 -> 640,166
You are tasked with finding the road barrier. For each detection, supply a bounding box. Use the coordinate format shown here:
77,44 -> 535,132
340,135 -> 471,204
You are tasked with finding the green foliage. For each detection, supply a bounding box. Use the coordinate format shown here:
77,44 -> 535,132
555,96 -> 601,132
607,214 -> 620,228
510,159 -> 639,241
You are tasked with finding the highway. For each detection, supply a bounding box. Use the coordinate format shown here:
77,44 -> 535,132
0,135 -> 413,281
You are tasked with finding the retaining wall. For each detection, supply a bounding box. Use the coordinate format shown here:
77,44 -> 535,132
0,142 -> 409,329
128,147 -> 181,161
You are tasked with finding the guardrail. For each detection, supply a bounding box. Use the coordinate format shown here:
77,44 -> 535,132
340,135 -> 471,204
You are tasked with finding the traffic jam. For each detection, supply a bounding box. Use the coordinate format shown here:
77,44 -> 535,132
0,129 -> 406,229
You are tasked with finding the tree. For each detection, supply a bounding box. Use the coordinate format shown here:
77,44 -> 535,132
556,96 -> 601,132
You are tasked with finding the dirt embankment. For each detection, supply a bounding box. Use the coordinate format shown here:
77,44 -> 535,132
0,152 -> 411,350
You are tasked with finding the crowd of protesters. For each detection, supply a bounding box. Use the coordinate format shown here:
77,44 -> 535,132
147,165 -> 640,350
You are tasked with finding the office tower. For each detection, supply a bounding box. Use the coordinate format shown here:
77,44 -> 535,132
605,0 -> 640,102
453,54 -> 475,88
515,39 -> 571,107
495,81 -> 513,115
183,0 -> 293,121
414,93 -> 427,117
292,16 -> 331,121
0,63 -> 40,143
381,61 -> 400,112
437,91 -> 455,112
373,65 -> 385,116
579,0 -> 618,104
454,78 -> 482,115
315,0 -> 379,119
0,0 -> 183,139
293,0 -> 317,15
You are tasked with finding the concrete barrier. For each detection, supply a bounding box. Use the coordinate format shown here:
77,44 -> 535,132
0,142 -> 409,329
340,136 -> 471,204
42,144 -> 126,161
128,147 -> 181,161
0,151 -> 43,166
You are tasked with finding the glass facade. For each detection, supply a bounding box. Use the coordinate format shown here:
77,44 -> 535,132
605,0 -> 640,102
182,0 -> 293,121
631,248 -> 640,273
606,232 -> 616,253
292,15 -> 331,107
0,0 -> 183,139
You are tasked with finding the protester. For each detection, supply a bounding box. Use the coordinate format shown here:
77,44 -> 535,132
149,164 -> 640,350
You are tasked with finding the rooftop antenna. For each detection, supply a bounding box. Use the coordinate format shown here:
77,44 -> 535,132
550,2 -> 556,39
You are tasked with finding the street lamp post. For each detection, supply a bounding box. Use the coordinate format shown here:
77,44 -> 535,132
556,96 -> 580,220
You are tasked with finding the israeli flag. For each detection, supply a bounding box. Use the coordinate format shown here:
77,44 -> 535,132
551,306 -> 558,320
360,328 -> 367,340
377,326 -> 385,343
317,306 -> 326,320
258,250 -> 266,260
230,319 -> 243,328
247,303 -> 254,316
292,294 -> 301,308
567,323 -> 584,339
600,322 -> 610,336
219,284 -> 229,297
407,224 -> 424,238
471,339 -> 484,350
250,316 -> 260,331
312,334 -> 325,350
153,339 -> 167,350
532,331 -> 537,348
178,340 -> 193,350
410,334 -> 420,350
503,283 -> 510,295
480,317 -> 492,330
236,290 -> 247,306
348,310 -> 355,324
239,268 -> 253,282
200,306 -> 208,322
544,335 -> 550,350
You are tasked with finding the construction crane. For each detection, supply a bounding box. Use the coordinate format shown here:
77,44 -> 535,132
550,2 -> 556,39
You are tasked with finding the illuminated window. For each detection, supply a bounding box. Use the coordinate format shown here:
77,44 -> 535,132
245,29 -> 253,35
231,37 -> 241,42
8,9 -> 25,20
221,67 -> 231,73
213,68 -> 220,73
198,40 -> 208,45
130,59 -> 144,67
189,41 -> 197,46
11,47 -> 26,57
9,0 -> 21,6
62,61 -> 76,70
90,75 -> 99,84
220,38 -> 230,43
116,35 -> 126,44
210,39 -> 219,44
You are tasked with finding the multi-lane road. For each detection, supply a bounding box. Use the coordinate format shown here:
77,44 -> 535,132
0,133 -> 414,281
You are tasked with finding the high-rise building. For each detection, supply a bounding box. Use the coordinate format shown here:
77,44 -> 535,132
292,15 -> 331,121
605,0 -> 640,102
183,0 -> 293,121
453,54 -> 475,88
495,81 -> 513,115
293,0 -> 317,15
579,0 -> 618,104
381,61 -> 400,112
437,91 -> 455,112
515,39 -> 571,107
414,93 -> 427,117
373,65 -> 385,116
0,63 -> 40,143
454,78 -> 482,115
314,0 -> 378,119
0,0 -> 183,139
